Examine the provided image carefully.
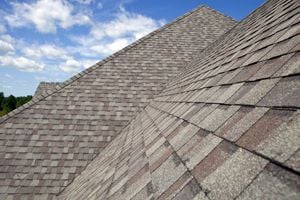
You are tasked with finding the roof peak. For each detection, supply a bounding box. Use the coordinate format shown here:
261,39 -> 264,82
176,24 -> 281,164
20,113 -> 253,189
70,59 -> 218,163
0,5 -> 236,124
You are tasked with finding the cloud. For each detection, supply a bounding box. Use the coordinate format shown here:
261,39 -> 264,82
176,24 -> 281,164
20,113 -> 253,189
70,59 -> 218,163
71,8 -> 165,57
59,59 -> 82,73
81,59 -> 98,69
0,40 -> 14,54
22,44 -> 71,60
90,38 -> 130,55
0,34 -> 15,44
0,56 -> 44,72
5,0 -> 91,33
59,58 -> 98,73
90,10 -> 165,40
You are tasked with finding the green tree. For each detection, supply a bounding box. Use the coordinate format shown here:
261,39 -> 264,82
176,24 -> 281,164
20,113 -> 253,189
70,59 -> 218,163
16,96 -> 32,107
4,95 -> 17,112
0,93 -> 32,117
0,92 -> 4,110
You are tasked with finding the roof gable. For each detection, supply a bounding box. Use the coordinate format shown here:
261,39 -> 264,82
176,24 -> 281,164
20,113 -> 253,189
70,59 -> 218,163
34,82 -> 62,98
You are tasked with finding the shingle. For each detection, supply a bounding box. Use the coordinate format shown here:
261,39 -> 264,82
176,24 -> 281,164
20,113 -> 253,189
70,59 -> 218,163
198,105 -> 240,132
217,68 -> 243,85
179,133 -> 222,170
201,149 -> 268,200
34,82 -> 62,98
189,104 -> 218,125
226,82 -> 256,105
262,34 -> 300,60
215,83 -> 244,103
122,170 -> 152,200
229,62 -> 263,83
258,76 -> 300,107
131,183 -> 154,200
192,140 -> 238,182
215,107 -> 269,141
237,164 -> 300,200
157,172 -> 192,200
172,177 -> 202,200
146,136 -> 166,157
192,192 -> 210,200
274,52 -> 300,76
285,149 -> 300,172
148,141 -> 173,172
182,103 -> 205,121
152,153 -> 187,197
249,54 -> 293,80
236,78 -> 280,105
256,112 -> 300,163
168,123 -> 200,151
237,109 -> 295,151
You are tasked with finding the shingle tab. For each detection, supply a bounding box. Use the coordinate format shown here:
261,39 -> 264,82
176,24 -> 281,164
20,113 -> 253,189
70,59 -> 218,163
237,164 -> 300,200
258,76 -> 300,107
201,149 -> 268,200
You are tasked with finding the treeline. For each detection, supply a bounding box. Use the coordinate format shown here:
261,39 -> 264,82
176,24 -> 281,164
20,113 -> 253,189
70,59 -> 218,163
0,92 -> 32,117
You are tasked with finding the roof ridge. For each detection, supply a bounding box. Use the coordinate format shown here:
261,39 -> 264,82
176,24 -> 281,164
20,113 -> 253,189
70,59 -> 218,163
38,81 -> 61,84
0,5 -> 236,124
201,5 -> 237,22
164,0 -> 273,85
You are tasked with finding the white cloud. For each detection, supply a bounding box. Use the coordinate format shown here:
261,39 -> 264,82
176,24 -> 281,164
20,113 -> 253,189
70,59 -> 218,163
0,56 -> 44,72
71,8 -> 165,57
90,38 -> 131,55
59,59 -> 82,73
81,59 -> 98,69
59,58 -> 98,73
22,44 -> 70,60
5,0 -> 91,33
90,10 -> 165,40
0,34 -> 15,44
0,40 -> 14,54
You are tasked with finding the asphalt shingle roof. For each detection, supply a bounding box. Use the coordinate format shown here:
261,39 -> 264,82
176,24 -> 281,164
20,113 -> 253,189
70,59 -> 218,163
57,0 -> 300,199
34,82 -> 62,98
0,5 -> 237,199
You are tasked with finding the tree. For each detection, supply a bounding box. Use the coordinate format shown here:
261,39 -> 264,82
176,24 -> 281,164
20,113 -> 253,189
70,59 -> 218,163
4,95 -> 17,112
0,92 -> 4,110
16,96 -> 32,107
0,93 -> 32,117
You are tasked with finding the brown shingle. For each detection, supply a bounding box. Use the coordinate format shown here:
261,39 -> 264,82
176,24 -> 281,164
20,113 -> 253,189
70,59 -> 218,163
237,109 -> 295,151
192,140 -> 238,182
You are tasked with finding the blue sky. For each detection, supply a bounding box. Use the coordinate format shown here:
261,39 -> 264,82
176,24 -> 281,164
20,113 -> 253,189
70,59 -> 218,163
0,0 -> 266,96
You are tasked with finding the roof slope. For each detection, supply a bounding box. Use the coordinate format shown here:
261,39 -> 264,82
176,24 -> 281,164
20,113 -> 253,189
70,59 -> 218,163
0,6 -> 236,199
58,0 -> 300,199
34,82 -> 62,98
